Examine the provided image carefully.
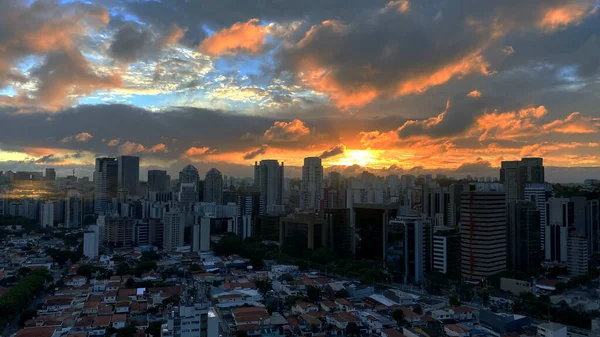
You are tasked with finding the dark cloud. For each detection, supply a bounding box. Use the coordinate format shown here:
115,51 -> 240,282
243,145 -> 269,160
108,23 -> 186,62
319,144 -> 346,159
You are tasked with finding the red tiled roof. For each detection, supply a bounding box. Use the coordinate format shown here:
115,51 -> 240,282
15,327 -> 56,337
93,315 -> 111,327
382,328 -> 406,337
451,306 -> 473,313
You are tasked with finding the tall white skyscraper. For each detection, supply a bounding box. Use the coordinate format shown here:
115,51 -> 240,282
40,201 -> 54,228
525,183 -> 552,249
164,209 -> 185,251
83,231 -> 99,258
254,160 -> 284,215
204,168 -> 223,204
300,157 -> 323,210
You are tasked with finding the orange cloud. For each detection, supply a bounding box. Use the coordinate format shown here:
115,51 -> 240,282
198,19 -> 267,56
264,119 -> 311,142
467,90 -> 482,98
107,139 -> 120,147
119,141 -> 168,155
75,132 -> 93,142
542,112 -> 600,134
397,52 -> 492,96
475,106 -> 547,141
538,3 -> 595,32
156,24 -> 187,48
183,146 -> 212,157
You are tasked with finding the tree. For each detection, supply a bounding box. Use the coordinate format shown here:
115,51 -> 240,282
141,251 -> 160,261
450,295 -> 461,306
234,331 -> 249,337
116,325 -> 137,337
125,278 -> 136,288
189,264 -> 202,272
255,279 -> 272,297
135,260 -> 157,277
307,285 -> 321,302
17,267 -> 31,278
18,309 -> 37,327
116,263 -> 132,276
77,264 -> 95,278
162,294 -> 180,307
279,273 -> 294,282
413,304 -> 423,315
392,309 -> 405,325
145,322 -> 162,337
345,322 -> 361,337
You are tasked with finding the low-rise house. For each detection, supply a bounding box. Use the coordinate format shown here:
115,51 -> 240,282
111,314 -> 127,329
320,300 -> 337,313
46,297 -> 74,312
293,301 -> 319,314
83,300 -> 100,315
65,276 -> 87,287
116,301 -> 130,313
445,324 -> 469,337
335,298 -> 352,312
450,307 -> 474,321
363,314 -> 384,334
90,315 -> 111,336
326,311 -> 360,330
103,291 -> 117,304
432,310 -> 453,321
231,307 -> 270,329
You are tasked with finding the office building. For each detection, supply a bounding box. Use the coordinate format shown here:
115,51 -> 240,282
567,235 -> 588,276
387,216 -> 432,284
254,160 -> 284,215
148,218 -> 164,248
118,156 -> 140,196
432,229 -> 461,278
83,231 -> 99,258
279,213 -> 328,252
324,208 -> 352,258
179,183 -> 198,211
94,157 -> 118,215
66,189 -> 83,228
253,215 -> 281,241
351,203 -> 398,260
40,201 -> 54,228
134,220 -> 150,246
45,168 -> 56,181
460,184 -> 507,280
234,190 -> 260,239
179,164 -> 200,184
204,168 -> 223,204
300,157 -> 323,210
448,184 -> 463,228
546,198 -> 573,263
500,158 -> 544,202
524,183 -> 552,248
200,217 -> 210,252
148,170 -> 170,192
103,217 -> 134,248
164,209 -> 185,251
161,304 -> 219,337
507,201 -> 542,274
538,323 -> 567,337
587,200 -> 600,255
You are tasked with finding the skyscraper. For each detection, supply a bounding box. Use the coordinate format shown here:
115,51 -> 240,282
525,183 -> 552,249
546,197 -> 573,263
460,184 -> 507,280
118,156 -> 140,196
45,168 -> 56,181
254,160 -> 284,215
66,189 -> 83,228
164,209 -> 185,251
567,235 -> 588,276
179,164 -> 199,184
204,168 -> 223,204
94,157 -> 118,215
148,170 -> 170,192
500,158 -> 545,202
40,201 -> 54,227
586,200 -> 600,255
300,157 -> 323,210
507,201 -> 542,274
83,231 -> 99,258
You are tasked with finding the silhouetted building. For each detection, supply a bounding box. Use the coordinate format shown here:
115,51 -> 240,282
45,168 -> 56,181
351,203 -> 398,260
118,156 -> 140,196
254,160 -> 284,215
148,170 -> 170,192
324,208 -> 352,258
507,201 -> 542,274
300,157 -> 323,210
94,157 -> 118,215
280,213 -> 328,253
500,158 -> 544,202
204,168 -> 223,204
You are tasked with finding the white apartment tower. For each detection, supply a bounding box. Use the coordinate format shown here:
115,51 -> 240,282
83,231 -> 99,258
40,201 -> 54,228
164,209 -> 185,251
300,157 -> 323,210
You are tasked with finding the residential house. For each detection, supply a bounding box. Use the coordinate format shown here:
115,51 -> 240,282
450,307 -> 474,321
335,298 -> 352,312
293,301 -> 319,314
111,314 -> 127,329
445,324 -> 469,337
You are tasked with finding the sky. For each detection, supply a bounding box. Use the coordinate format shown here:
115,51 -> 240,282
0,0 -> 600,182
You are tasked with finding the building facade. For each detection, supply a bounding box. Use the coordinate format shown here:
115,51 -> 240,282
300,157 -> 323,210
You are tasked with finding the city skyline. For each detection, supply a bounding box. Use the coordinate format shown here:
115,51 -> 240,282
1,1 -> 600,182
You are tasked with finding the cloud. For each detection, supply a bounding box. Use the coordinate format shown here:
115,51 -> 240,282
263,119 -> 311,142
108,23 -> 187,62
319,144 -> 346,159
119,141 -> 168,155
538,2 -> 596,32
183,146 -> 212,157
75,132 -> 93,143
243,145 -> 269,160
198,19 -> 268,57
107,139 -> 120,147
0,1 -> 114,107
467,90 -> 482,98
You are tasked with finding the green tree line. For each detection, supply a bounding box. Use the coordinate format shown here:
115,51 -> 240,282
0,269 -> 51,326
